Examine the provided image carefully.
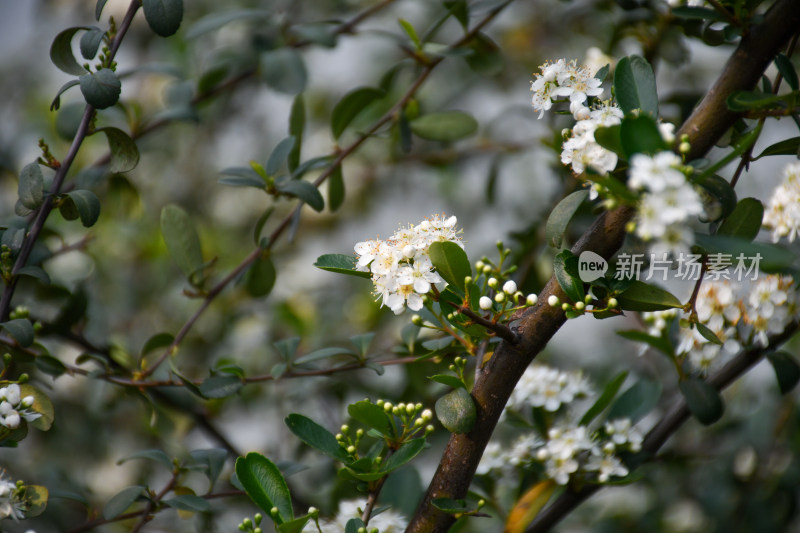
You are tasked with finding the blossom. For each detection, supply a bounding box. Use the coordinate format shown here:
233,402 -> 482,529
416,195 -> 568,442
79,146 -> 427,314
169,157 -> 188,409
585,452 -> 629,483
742,275 -> 796,347
304,499 -> 407,532
0,384 -> 40,430
507,364 -> 592,413
0,473 -> 24,520
560,102 -> 622,176
531,59 -> 604,119
763,162 -> 800,243
354,214 -> 462,315
604,418 -> 643,452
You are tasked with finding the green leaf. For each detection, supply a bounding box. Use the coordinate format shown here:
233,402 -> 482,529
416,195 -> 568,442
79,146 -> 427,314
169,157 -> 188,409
409,111 -> 478,142
95,0 -> 109,20
261,48 -> 307,95
398,19 -> 421,49
96,127 -> 140,173
19,384 -> 54,431
331,87 -> 385,139
189,448 -> 228,486
314,254 -> 371,279
218,167 -> 267,189
754,137 -> 800,159
670,6 -> 727,21
617,330 -> 674,356
726,90 -> 782,111
694,234 -> 796,273
235,452 -> 293,524
294,347 -> 355,365
285,413 -> 351,462
614,55 -> 658,116
620,115 -> 668,157
117,449 -> 173,470
199,375 -> 243,398
345,518 -> 365,533
276,179 -> 324,212
696,174 -> 738,221
616,280 -> 682,311
1,319 -> 35,347
185,9 -> 271,39
432,497 -> 480,513
435,387 -> 476,434
328,163 -> 345,212
244,255 -> 276,297
775,53 -> 799,91
16,266 -> 50,285
35,355 -> 67,377
607,378 -> 662,422
382,438 -> 426,472
348,400 -> 396,438
161,204 -> 204,280
718,198 -> 763,241
428,241 -> 471,294
50,27 -> 91,76
767,351 -> 800,394
579,371 -> 629,426
18,162 -> 44,210
464,32 -> 503,75
266,137 -> 297,176
141,332 -> 174,357
278,514 -> 314,533
695,322 -> 723,345
429,374 -> 465,389
50,80 -> 81,111
142,0 -> 184,37
79,27 -> 105,59
79,68 -> 121,109
553,250 -> 584,303
164,494 -> 211,512
546,190 -> 588,248
594,124 -> 623,157
679,378 -> 724,425
22,484 -> 48,518
61,190 -> 101,227
288,95 -> 305,172
103,485 -> 145,519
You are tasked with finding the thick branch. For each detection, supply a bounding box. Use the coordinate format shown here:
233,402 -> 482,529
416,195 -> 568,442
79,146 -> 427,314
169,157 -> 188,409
406,0 -> 800,531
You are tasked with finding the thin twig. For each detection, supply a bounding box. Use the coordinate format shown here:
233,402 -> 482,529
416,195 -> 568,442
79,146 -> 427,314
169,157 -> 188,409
457,305 -> 520,344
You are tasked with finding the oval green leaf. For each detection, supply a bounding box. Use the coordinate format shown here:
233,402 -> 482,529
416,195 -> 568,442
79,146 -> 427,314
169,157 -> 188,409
546,190 -> 589,248
79,68 -> 121,109
1,319 -> 35,347
103,485 -> 145,520
314,254 -> 371,279
79,27 -> 105,59
285,413 -> 351,462
261,48 -> 307,95
276,179 -> 324,212
409,111 -> 478,142
64,190 -> 101,227
428,241 -> 471,294
235,452 -> 293,524
607,378 -> 662,423
160,204 -> 204,280
616,280 -> 682,311
331,87 -> 385,139
50,27 -> 91,76
767,351 -> 800,395
347,400 -> 396,438
679,378 -> 724,425
18,162 -> 44,210
244,255 -> 276,297
435,387 -> 476,434
614,55 -> 658,116
718,198 -> 764,241
96,127 -> 140,173
143,0 -> 184,37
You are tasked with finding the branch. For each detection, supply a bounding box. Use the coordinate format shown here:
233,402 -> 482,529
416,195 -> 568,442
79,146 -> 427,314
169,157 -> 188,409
406,0 -> 800,531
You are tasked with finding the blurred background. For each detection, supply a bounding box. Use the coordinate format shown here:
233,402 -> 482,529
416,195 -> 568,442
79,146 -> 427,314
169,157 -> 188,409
1,0 -> 799,531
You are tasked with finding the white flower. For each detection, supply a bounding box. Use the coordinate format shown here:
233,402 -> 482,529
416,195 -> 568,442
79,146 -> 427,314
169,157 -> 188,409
0,474 -> 24,520
538,425 -> 596,485
477,441 -> 507,475
742,275 -> 796,347
584,47 -> 614,77
628,152 -> 685,192
479,296 -> 492,310
585,452 -> 629,483
560,102 -> 622,175
532,59 -> 604,119
604,418 -> 643,452
508,365 -> 592,414
304,499 -> 407,533
764,162 -> 800,243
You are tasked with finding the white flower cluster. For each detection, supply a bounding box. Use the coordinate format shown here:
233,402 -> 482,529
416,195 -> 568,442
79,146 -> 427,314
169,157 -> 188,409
530,59 -> 604,119
674,275 -> 798,371
0,473 -> 24,520
303,499 -> 407,533
507,364 -> 592,413
642,309 -> 679,337
561,102 -> 623,176
763,161 -> 800,243
354,214 -> 462,315
0,384 -> 39,430
628,151 -> 704,257
478,419 -> 642,486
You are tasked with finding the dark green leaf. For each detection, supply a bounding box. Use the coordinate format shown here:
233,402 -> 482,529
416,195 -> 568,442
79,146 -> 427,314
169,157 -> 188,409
616,280 -> 682,311
189,448 -> 228,486
696,174 -> 738,221
16,266 -> 50,285
399,110 -> 412,153
103,486 -> 145,519
767,351 -> 800,394
62,190 -> 101,227
235,452 -> 293,524
199,375 -> 243,398
291,155 -> 334,180
218,167 -> 267,189
331,87 -> 385,139
79,27 -> 105,59
253,207 -> 274,246
161,204 -> 204,280
382,438 -> 426,472
266,137 -> 297,176
50,80 -> 81,111
594,64 -> 610,81
679,378 -> 724,425
670,6 -> 726,21
185,9 -> 270,39
142,0 -> 184,37
554,250 -> 584,303
726,90 -> 782,111
428,241 -> 471,294
754,137 -> 800,160
55,102 -> 85,139
273,338 -> 300,362
620,115 -> 668,157
1,319 -> 35,347
290,23 -> 338,47
345,518 -> 365,533
465,32 -> 503,75
261,48 -> 307,95
117,449 -> 173,469
594,124 -> 623,157
347,400 -> 396,438
432,497 -> 480,513
695,322 -> 723,345
350,332 -> 374,357
288,95 -> 305,172
607,379 -> 662,422
164,494 -> 211,512
546,190 -> 588,248
276,179 -> 324,212
18,162 -> 44,210
435,387 -> 476,434
96,0 -> 109,20
285,414 -> 351,462
294,347 -> 356,365
244,255 -> 276,297
718,198 -> 763,241
96,127 -> 139,173
579,371 -> 629,426
278,514 -> 314,533
35,355 -> 67,377
617,330 -> 674,356
410,111 -> 478,142
775,53 -> 799,91
429,374 -> 465,389
79,68 -> 121,109
141,332 -> 174,356
314,254 -> 371,279
328,163 -> 345,212
50,27 -> 91,76
614,55 -> 658,116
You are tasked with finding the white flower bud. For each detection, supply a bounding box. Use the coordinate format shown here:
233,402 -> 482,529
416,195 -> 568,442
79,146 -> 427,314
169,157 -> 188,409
21,396 -> 34,408
503,280 -> 517,294
494,293 -> 505,303
548,295 -> 560,307
488,277 -> 498,289
479,296 -> 493,310
526,293 -> 538,305
575,301 -> 585,311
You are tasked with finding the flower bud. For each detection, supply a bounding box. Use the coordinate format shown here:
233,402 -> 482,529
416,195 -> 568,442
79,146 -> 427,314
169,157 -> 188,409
340,424 -> 349,433
488,277 -> 498,289
475,260 -> 485,271
608,297 -> 618,308
561,302 -> 570,311
503,280 -> 517,294
346,445 -> 356,454
494,293 -> 505,303
575,301 -> 585,311
526,293 -> 538,305
479,296 -> 492,310
412,314 -> 423,326
548,295 -> 560,307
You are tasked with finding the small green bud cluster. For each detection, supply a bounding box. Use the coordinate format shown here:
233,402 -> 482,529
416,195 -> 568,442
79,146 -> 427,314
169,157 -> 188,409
548,292 -> 619,319
471,243 -> 536,318
336,419 -> 365,457
237,512 -> 263,533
